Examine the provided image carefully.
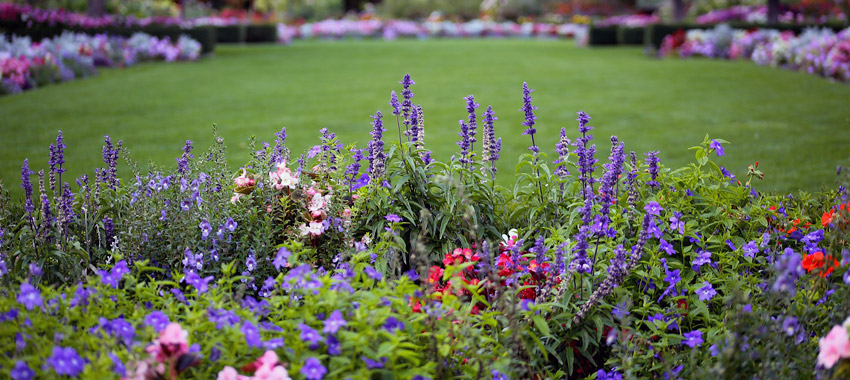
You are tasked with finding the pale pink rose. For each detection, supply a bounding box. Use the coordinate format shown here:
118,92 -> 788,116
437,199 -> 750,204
217,366 -> 239,380
817,325 -> 850,368
160,323 -> 188,346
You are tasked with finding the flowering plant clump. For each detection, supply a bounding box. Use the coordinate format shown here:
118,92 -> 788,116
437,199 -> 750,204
660,24 -> 850,83
0,75 -> 848,379
0,31 -> 201,95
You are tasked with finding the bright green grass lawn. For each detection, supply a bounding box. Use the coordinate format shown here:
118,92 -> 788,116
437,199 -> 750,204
1,39 -> 849,196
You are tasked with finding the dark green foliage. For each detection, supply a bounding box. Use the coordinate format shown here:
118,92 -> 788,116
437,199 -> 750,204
245,24 -> 278,43
216,25 -> 246,43
588,25 -> 618,46
617,26 -> 645,45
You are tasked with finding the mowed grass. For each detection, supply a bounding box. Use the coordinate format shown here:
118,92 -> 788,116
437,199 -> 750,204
1,39 -> 849,196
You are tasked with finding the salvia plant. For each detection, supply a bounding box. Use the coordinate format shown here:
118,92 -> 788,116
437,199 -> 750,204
0,75 -> 847,379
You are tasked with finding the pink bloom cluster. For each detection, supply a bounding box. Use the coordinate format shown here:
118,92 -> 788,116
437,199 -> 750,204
218,351 -> 291,380
125,323 -> 194,380
595,13 -> 659,28
275,19 -> 588,44
817,316 -> 850,369
0,3 -> 187,29
299,186 -> 331,237
0,56 -> 31,86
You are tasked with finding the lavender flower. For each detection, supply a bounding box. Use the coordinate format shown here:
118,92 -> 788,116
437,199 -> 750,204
298,323 -> 324,346
782,316 -> 799,336
742,241 -> 759,258
520,82 -> 539,153
464,95 -> 479,159
385,214 -> 402,223
362,356 -> 387,369
21,160 -> 34,224
399,74 -> 415,136
457,119 -> 470,166
389,91 -> 401,116
710,139 -> 724,156
658,258 -> 681,301
242,321 -> 262,348
553,127 -> 571,177
323,310 -> 347,334
692,249 -> 713,271
574,111 -> 597,199
367,111 -> 386,180
625,151 -> 639,212
644,201 -> 662,216
176,140 -> 194,175
102,135 -> 121,189
669,212 -> 684,235
345,148 -> 365,193
659,238 -> 676,255
108,352 -> 126,377
145,311 -> 170,332
17,282 -> 42,311
682,330 -> 703,348
273,246 -> 291,271
301,357 -> 327,380
645,151 -> 660,188
47,346 -> 85,376
696,281 -> 717,301
481,105 -> 499,178
49,131 -> 66,178
10,360 -> 35,380
364,265 -> 383,281
185,272 -> 214,295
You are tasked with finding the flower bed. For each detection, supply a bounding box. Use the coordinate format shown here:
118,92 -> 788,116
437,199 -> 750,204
0,75 -> 848,379
660,24 -> 850,83
0,31 -> 201,95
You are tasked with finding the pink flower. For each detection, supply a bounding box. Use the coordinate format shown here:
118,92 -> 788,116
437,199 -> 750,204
230,193 -> 244,204
254,364 -> 291,380
342,208 -> 352,218
256,350 -> 279,368
817,325 -> 850,369
217,366 -> 239,380
234,169 -> 255,187
148,323 -> 189,363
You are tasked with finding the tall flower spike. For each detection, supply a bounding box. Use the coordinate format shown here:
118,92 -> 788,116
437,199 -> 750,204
399,74 -> 415,138
481,105 -> 499,179
645,151 -> 660,188
270,127 -> 288,167
21,159 -> 35,218
368,111 -> 386,180
389,91 -> 401,116
553,127 -> 571,178
102,135 -> 121,190
464,95 -> 479,164
520,83 -> 539,154
409,102 -> 419,145
574,111 -> 596,200
176,140 -> 194,175
415,105 -> 425,147
456,120 -> 470,166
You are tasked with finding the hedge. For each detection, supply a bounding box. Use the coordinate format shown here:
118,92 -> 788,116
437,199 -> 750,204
215,24 -> 246,43
245,24 -> 278,43
617,26 -> 645,45
588,25 -> 618,46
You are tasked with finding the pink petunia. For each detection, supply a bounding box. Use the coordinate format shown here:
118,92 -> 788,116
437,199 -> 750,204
817,325 -> 850,369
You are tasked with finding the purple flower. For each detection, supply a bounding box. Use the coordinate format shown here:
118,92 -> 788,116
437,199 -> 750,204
323,310 -> 347,334
145,311 -> 170,332
399,74 -> 416,127
108,352 -> 126,377
17,282 -> 42,311
364,265 -> 383,281
385,214 -> 402,223
742,241 -> 759,258
274,246 -> 291,271
21,159 -> 35,220
367,111 -> 386,180
782,316 -> 799,336
658,258 -> 681,301
199,220 -> 212,240
242,321 -> 262,348
710,139 -> 724,156
208,308 -> 240,329
225,218 -> 237,232
520,82 -> 539,153
598,368 -> 623,380
301,357 -> 327,380
553,127 -> 571,177
362,356 -> 387,369
176,140 -> 194,175
98,260 -> 130,288
669,212 -> 684,235
692,249 -> 712,271
108,317 -> 136,346
696,281 -> 717,301
102,135 -> 121,189
611,303 -> 630,320
184,272 -> 214,295
326,334 -> 341,355
481,105 -> 499,178
645,151 -> 660,188
644,201 -> 662,216
659,239 -> 676,255
298,323 -> 324,346
47,346 -> 85,376
682,330 -> 703,348
383,316 -> 405,332
10,360 -> 35,380
389,91 -> 401,116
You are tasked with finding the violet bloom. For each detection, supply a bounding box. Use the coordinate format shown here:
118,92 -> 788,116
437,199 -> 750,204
782,316 -> 799,336
17,282 -> 42,311
696,281 -> 717,301
21,159 -> 34,222
457,119 -> 470,166
242,321 -> 262,348
385,214 -> 402,223
644,201 -> 663,216
574,111 -> 596,198
345,148 -> 365,193
683,330 -> 703,348
326,335 -> 341,356
710,139 -> 724,156
399,74 -> 415,129
597,368 -> 623,380
47,346 -> 85,376
225,218 -> 237,232
464,95 -> 479,161
102,135 -> 121,189
481,105 -> 499,178
389,91 -> 401,116
176,140 -> 194,175
298,323 -> 324,346
658,258 -> 681,301
383,316 -> 405,332
362,356 -> 387,369
145,311 -> 170,332
669,212 -> 684,235
364,265 -> 383,281
199,220 -> 212,241
10,360 -> 35,380
553,127 -> 571,177
108,352 -> 126,377
367,111 -> 386,180
323,310 -> 347,334
185,272 -> 214,295
659,239 -> 676,255
273,247 -> 291,271
301,357 -> 327,380
645,151 -> 660,188
692,249 -> 712,271
520,82 -> 539,153
742,241 -> 759,258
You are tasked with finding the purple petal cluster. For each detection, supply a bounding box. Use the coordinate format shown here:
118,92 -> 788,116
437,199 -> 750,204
573,111 -> 597,199
520,82 -> 539,153
367,111 -> 386,180
645,151 -> 660,188
102,135 -> 121,189
553,127 -> 571,177
47,346 -> 85,376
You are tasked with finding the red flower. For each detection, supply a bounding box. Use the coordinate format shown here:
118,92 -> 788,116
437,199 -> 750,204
802,252 -> 840,278
428,266 -> 444,285
822,209 -> 835,227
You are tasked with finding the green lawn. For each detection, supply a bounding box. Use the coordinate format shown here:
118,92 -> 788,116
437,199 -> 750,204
1,39 -> 849,195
